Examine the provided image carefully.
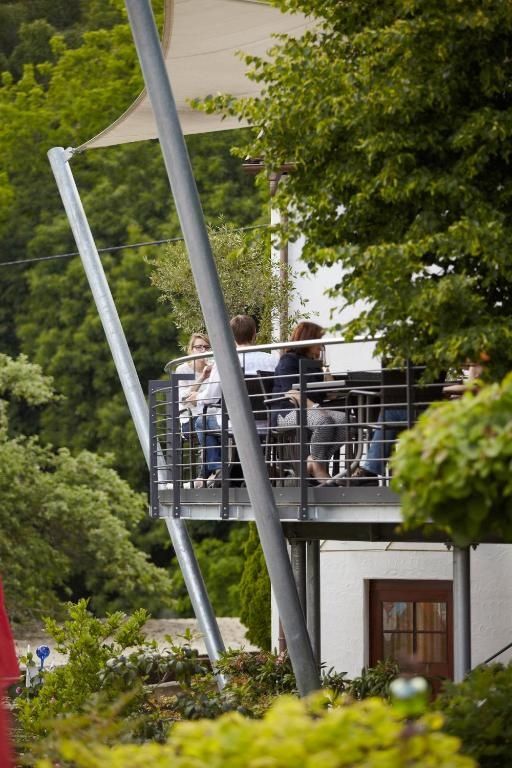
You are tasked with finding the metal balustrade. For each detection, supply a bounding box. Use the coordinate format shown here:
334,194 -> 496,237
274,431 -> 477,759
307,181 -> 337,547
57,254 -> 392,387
149,338 -> 460,529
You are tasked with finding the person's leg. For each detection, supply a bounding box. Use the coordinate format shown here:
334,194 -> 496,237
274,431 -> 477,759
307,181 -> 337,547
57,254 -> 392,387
360,425 -> 385,476
360,407 -> 407,477
381,406 -> 408,470
306,410 -> 338,478
324,409 -> 348,455
277,410 -> 330,479
194,413 -> 221,475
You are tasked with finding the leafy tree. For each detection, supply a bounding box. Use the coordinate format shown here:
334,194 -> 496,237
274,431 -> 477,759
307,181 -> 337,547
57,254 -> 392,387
392,374 -> 512,545
8,19 -> 57,79
0,353 -> 175,622
201,0 -> 512,381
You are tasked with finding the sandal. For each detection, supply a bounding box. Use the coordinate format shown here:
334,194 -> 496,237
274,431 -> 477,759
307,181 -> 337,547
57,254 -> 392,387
206,469 -> 223,488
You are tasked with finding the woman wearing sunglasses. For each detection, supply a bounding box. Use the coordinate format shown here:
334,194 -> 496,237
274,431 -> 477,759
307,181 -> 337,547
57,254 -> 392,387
176,333 -> 213,487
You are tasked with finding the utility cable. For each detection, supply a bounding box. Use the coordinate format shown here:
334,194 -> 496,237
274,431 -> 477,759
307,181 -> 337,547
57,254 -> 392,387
0,223 -> 268,268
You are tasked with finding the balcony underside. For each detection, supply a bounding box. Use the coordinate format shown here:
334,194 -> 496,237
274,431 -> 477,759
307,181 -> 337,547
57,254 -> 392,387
157,486 -> 503,544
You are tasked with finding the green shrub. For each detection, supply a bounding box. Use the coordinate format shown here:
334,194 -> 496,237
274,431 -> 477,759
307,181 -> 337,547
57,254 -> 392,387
99,638 -> 208,689
436,662 -> 512,767
392,374 -> 512,545
239,524 -> 270,650
15,600 -> 149,740
39,694 -> 475,768
346,660 -> 400,700
150,224 -> 294,344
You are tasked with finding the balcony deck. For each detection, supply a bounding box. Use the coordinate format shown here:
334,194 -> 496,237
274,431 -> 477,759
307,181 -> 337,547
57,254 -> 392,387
150,339 -> 490,544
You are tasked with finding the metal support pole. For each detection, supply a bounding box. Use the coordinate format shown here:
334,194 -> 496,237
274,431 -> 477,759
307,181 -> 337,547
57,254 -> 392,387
124,0 -> 319,695
290,541 -> 306,615
453,546 -> 471,682
47,146 -> 226,682
306,540 -> 321,666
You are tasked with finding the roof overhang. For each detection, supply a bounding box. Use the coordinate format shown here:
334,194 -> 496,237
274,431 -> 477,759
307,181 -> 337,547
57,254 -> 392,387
79,0 -> 311,150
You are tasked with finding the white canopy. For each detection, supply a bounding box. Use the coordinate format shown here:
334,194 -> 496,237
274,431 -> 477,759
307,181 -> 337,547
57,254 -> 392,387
80,0 -> 310,149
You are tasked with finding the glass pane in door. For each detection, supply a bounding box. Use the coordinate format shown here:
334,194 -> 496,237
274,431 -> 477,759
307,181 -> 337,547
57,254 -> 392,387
416,602 -> 446,631
383,632 -> 413,663
382,601 -> 413,631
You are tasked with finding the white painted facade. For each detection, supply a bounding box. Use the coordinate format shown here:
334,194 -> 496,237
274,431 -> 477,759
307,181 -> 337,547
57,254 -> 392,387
270,233 -> 512,677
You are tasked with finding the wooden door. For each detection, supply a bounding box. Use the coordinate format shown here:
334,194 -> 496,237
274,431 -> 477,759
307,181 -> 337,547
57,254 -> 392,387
369,579 -> 453,694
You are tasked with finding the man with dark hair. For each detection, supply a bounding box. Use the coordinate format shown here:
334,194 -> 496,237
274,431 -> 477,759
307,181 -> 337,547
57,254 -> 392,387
229,314 -> 257,345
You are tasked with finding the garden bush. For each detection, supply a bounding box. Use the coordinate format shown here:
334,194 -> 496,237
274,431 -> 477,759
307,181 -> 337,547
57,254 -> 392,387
436,662 -> 512,767
392,374 -> 512,545
239,524 -> 271,650
345,659 -> 400,700
15,601 -> 150,740
38,693 -> 475,768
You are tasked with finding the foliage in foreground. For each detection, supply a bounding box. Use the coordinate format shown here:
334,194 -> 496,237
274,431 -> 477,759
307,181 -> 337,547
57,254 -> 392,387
13,599 -> 402,761
0,354 -> 174,621
200,0 -> 512,381
392,374 -> 512,544
436,662 -> 512,767
38,694 -> 474,768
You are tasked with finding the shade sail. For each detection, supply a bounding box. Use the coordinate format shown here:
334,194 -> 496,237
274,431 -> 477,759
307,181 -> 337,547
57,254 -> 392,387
79,0 -> 310,150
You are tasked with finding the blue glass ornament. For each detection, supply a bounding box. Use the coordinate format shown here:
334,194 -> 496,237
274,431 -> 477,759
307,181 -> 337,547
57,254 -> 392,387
36,645 -> 50,670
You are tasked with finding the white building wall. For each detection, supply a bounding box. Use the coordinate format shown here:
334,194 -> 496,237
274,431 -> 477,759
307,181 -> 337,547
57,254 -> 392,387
286,232 -> 377,370
272,543 -> 512,676
320,542 -> 512,675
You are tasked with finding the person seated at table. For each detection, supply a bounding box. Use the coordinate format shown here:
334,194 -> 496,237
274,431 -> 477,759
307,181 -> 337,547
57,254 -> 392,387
176,332 -> 212,424
272,321 -> 347,483
175,333 -> 212,487
345,363 -> 457,486
345,409 -> 404,485
443,361 -> 484,399
196,315 -> 277,487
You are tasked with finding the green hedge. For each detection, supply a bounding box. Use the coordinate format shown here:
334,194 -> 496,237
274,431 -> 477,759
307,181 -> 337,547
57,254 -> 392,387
39,694 -> 474,768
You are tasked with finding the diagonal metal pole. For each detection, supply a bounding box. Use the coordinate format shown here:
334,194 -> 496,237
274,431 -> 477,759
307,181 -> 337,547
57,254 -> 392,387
124,0 -> 319,695
47,146 -> 226,683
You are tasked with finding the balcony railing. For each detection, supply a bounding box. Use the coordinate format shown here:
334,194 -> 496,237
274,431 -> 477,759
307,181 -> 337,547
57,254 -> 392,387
149,338 -> 455,524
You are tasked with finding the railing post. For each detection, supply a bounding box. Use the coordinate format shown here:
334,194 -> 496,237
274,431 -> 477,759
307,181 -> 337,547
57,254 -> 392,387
405,358 -> 414,429
299,359 -> 308,520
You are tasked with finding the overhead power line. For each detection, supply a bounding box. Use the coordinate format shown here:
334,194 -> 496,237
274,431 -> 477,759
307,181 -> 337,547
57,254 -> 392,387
0,223 -> 268,269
